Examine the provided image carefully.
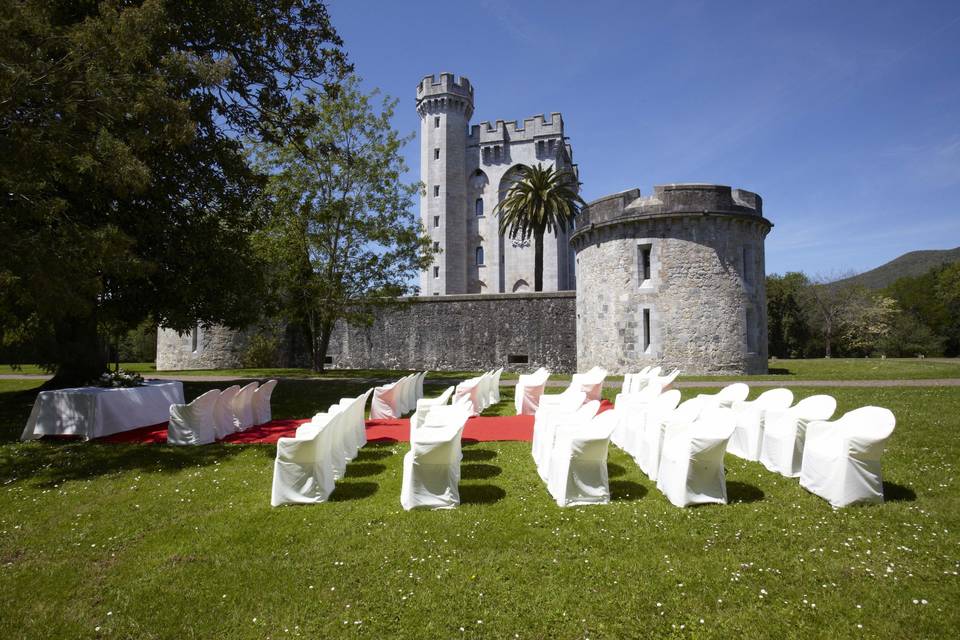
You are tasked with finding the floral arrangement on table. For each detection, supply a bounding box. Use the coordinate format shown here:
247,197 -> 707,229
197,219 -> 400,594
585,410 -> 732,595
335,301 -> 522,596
95,368 -> 145,388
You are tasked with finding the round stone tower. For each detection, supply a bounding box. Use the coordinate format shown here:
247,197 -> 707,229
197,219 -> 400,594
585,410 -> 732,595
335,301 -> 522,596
416,73 -> 474,295
570,184 -> 773,375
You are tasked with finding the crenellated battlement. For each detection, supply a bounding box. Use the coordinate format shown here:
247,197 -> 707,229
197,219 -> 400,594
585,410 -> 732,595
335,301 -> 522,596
417,72 -> 474,100
468,112 -> 564,143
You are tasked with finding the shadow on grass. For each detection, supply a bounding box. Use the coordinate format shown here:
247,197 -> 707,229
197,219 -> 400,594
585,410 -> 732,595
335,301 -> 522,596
727,481 -> 765,503
883,481 -> 917,502
355,448 -> 394,461
329,481 -> 379,502
461,463 -> 501,480
767,367 -> 792,376
607,462 -> 627,478
610,480 -> 648,501
461,448 -> 497,462
460,483 -> 506,505
344,463 -> 386,478
0,442 -> 244,488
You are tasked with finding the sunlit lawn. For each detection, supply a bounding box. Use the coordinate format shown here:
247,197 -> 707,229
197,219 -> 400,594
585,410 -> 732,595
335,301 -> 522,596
0,377 -> 957,638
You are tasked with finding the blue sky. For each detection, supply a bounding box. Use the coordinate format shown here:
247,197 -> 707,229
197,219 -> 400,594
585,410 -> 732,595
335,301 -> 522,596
328,0 -> 960,277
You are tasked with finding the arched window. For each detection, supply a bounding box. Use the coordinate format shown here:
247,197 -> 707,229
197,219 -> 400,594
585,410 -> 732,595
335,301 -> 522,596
475,198 -> 484,216
475,246 -> 484,266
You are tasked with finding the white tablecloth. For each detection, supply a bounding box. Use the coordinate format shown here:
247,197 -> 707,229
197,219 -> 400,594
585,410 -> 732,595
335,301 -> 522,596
21,381 -> 185,441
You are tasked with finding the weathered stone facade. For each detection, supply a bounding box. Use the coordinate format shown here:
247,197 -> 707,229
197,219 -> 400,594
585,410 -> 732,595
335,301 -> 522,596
156,292 -> 577,372
571,184 -> 772,375
417,73 -> 577,296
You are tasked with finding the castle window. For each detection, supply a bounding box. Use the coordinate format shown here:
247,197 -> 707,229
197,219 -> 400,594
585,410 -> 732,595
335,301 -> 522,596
433,185 -> 440,197
537,140 -> 545,156
746,307 -> 758,352
508,354 -> 529,364
475,198 -> 483,216
434,147 -> 440,160
548,139 -> 556,153
434,116 -> 440,128
433,215 -> 440,228
742,245 -> 755,286
638,243 -> 652,284
494,146 -> 501,162
190,324 -> 199,353
433,241 -> 440,252
642,309 -> 651,353
433,266 -> 440,279
476,246 -> 484,266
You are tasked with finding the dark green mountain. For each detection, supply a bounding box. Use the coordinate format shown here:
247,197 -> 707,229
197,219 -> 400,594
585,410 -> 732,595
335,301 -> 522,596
832,247 -> 960,289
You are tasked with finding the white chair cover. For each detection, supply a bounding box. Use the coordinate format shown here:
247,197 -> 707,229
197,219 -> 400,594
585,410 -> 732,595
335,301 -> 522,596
370,379 -> 403,419
638,395 -> 706,481
453,377 -> 484,416
231,381 -> 258,431
514,367 -> 550,415
411,386 -> 455,431
611,383 -> 664,450
547,410 -> 620,507
400,409 -> 469,510
570,367 -> 608,401
335,391 -> 371,459
213,385 -> 241,439
656,407 -> 736,507
620,389 -> 682,463
400,373 -> 419,415
698,383 -> 749,409
489,367 -> 504,405
271,412 -> 341,506
799,406 -> 896,507
416,371 -> 427,403
252,379 -> 278,425
531,390 -> 587,474
760,394 -> 837,478
297,405 -> 350,479
535,398 -> 600,481
727,388 -> 794,461
167,389 -> 220,445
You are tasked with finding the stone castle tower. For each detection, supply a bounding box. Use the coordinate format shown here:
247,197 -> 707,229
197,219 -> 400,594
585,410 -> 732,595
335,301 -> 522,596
416,73 -> 577,296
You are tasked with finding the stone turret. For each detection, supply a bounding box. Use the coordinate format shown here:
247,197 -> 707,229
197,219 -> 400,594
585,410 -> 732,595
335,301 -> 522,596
571,184 -> 773,375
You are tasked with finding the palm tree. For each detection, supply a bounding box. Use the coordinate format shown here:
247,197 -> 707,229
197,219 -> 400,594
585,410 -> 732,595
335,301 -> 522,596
494,163 -> 585,292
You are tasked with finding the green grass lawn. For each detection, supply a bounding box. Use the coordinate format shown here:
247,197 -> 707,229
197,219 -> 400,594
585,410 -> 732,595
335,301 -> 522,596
0,378 -> 957,638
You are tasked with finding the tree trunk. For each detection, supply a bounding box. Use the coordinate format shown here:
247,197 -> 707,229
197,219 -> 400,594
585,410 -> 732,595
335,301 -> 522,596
533,229 -> 544,292
45,316 -> 106,389
315,319 -> 334,373
824,320 -> 833,358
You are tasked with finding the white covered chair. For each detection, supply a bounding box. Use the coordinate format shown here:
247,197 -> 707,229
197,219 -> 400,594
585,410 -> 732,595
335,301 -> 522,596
570,366 -> 608,401
231,381 -> 259,431
400,373 -> 420,415
799,407 -> 896,507
531,390 -> 587,474
296,405 -> 349,479
647,369 -> 680,393
488,367 -> 504,405
727,388 -> 794,461
620,389 -> 682,465
370,378 -> 404,419
760,394 -> 837,478
535,398 -> 600,481
656,407 -> 736,507
411,386 -> 455,431
336,390 -> 372,459
453,377 -> 484,416
415,371 -> 427,403
697,382 -> 749,409
400,408 -> 470,510
515,367 -> 550,415
213,385 -> 241,440
546,410 -> 620,507
252,379 -> 278,425
271,412 -> 341,506
167,389 -> 220,445
611,383 -> 665,451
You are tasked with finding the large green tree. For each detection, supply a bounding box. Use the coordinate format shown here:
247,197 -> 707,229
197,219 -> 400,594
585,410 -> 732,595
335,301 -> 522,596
766,272 -> 812,358
252,76 -> 432,372
495,163 -> 584,292
0,1 -> 350,385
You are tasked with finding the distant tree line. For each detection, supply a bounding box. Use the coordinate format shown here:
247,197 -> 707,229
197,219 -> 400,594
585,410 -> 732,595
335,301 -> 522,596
767,263 -> 960,358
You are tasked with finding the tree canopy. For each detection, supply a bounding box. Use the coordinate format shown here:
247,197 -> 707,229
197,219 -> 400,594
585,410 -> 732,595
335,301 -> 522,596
0,0 -> 350,384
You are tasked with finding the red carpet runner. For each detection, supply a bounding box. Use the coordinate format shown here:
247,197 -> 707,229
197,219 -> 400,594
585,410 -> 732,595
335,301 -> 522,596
93,401 -> 611,445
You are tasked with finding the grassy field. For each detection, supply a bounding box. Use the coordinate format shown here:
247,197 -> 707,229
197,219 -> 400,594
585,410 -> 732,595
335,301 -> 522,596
5,357 -> 959,383
1,377 -> 957,639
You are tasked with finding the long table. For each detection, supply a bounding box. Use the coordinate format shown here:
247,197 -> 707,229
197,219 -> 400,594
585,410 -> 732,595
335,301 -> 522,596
20,381 -> 185,441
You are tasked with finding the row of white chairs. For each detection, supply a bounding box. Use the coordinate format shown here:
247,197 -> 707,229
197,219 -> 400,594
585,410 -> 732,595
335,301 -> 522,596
613,382 -> 897,508
453,368 -> 503,416
271,390 -> 372,506
370,372 -> 427,419
515,366 -> 609,416
400,402 -> 473,510
168,380 -> 277,446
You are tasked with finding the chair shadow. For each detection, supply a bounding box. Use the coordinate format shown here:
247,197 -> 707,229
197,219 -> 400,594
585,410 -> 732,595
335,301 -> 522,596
610,480 -> 648,501
461,463 -> 501,479
460,483 -> 506,505
883,481 -> 917,502
344,462 -> 386,478
355,448 -> 393,461
329,481 -> 379,502
607,462 -> 627,478
767,367 -> 791,375
461,448 -> 497,462
727,481 -> 765,503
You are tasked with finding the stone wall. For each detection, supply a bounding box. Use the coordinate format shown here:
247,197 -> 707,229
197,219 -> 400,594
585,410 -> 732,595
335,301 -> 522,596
156,291 -> 577,373
572,184 -> 772,375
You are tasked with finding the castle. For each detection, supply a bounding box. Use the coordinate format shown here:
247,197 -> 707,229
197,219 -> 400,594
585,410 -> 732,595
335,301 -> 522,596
416,73 -> 577,295
157,73 -> 772,375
